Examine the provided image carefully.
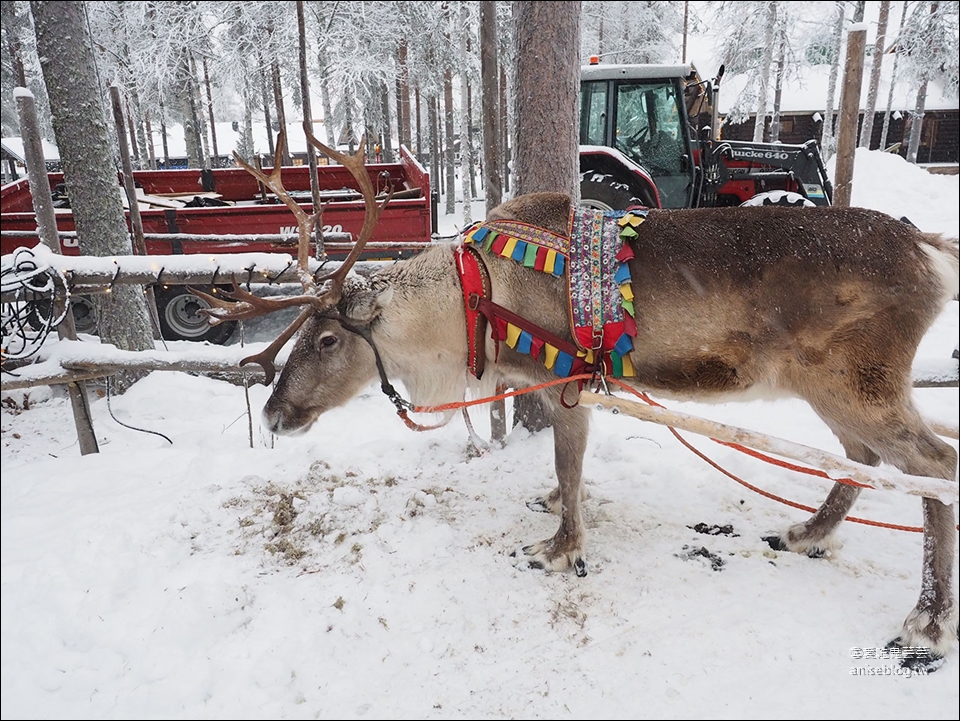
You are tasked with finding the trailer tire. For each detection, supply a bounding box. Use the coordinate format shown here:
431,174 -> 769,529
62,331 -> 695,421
69,296 -> 99,335
579,172 -> 644,212
26,295 -> 97,336
740,191 -> 815,208
155,286 -> 237,344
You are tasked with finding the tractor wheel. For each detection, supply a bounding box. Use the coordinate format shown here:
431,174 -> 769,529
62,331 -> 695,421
740,191 -> 815,208
579,172 -> 645,212
155,286 -> 237,344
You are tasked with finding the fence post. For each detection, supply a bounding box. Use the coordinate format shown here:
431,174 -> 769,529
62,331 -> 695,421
15,89 -> 99,455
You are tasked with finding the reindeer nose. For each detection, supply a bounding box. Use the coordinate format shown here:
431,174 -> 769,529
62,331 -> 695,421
261,406 -> 283,434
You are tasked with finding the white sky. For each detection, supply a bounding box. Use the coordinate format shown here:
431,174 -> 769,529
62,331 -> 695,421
1,148 -> 958,718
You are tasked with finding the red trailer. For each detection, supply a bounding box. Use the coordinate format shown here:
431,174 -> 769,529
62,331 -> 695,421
1,148 -> 435,342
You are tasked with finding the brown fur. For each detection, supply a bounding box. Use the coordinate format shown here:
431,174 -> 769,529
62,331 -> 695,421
263,191 -> 959,666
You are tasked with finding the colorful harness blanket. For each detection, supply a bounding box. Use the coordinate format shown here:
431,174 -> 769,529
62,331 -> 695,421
461,207 -> 646,378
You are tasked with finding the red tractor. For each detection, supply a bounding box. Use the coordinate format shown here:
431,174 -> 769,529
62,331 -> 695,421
579,59 -> 833,211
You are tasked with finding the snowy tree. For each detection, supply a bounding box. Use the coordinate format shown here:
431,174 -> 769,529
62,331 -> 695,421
581,1 -> 681,64
859,0 -> 891,148
29,0 -> 154,392
897,0 -> 959,162
1,0 -> 53,140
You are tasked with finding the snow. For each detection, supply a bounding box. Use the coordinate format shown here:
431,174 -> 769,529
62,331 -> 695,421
2,150 -> 959,719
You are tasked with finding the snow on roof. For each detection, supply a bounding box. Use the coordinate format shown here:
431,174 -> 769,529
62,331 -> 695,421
1,137 -> 61,163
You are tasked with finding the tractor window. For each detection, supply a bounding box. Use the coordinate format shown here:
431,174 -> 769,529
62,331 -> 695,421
615,82 -> 684,176
580,80 -> 608,146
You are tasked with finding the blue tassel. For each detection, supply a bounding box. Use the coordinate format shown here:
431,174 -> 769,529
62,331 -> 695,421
517,330 -> 533,355
554,352 -> 574,377
613,333 -> 633,356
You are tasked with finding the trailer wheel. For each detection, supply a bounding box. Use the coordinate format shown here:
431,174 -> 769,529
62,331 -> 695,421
26,295 -> 97,336
579,172 -> 644,211
740,191 -> 815,208
155,286 -> 237,344
69,296 -> 99,335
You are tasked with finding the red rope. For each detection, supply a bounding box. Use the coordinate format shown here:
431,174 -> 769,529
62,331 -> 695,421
411,375 -> 939,533
604,378 -> 927,533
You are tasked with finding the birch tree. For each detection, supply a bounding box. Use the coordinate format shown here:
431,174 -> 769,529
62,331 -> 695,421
859,0 -> 891,147
898,0 -> 959,163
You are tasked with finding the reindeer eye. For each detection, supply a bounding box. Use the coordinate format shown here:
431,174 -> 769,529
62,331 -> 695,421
319,334 -> 338,349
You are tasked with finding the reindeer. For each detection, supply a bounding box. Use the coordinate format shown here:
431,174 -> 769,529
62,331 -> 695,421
195,131 -> 959,671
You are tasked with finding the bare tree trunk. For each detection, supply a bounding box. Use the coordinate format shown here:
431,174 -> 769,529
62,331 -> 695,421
3,0 -> 28,86
31,0 -> 154,393
834,26 -> 867,207
459,3 -> 473,225
397,37 -> 411,149
144,110 -> 157,169
752,2 -> 777,143
272,60 -> 292,165
821,2 -> 846,160
128,89 -> 150,169
259,63 -> 276,158
443,65 -> 456,215
177,53 -> 202,168
500,64 -> 510,194
159,99 -> 170,166
381,82 -> 394,162
513,0 -> 580,198
770,29 -> 786,143
429,94 -> 440,194
859,0 -> 890,148
880,1 -> 908,150
511,0 -> 581,432
480,0 -> 507,443
203,57 -> 220,164
189,54 -> 210,169
296,0 -> 320,208
481,2 -> 503,211
906,81 -> 928,164
906,2 -> 937,164
415,84 -> 423,159
316,46 -> 336,148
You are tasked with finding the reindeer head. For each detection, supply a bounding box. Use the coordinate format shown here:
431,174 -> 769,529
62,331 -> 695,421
190,126 -> 395,434
261,275 -> 396,435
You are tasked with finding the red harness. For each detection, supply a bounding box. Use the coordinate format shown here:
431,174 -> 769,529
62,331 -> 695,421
454,244 -> 588,381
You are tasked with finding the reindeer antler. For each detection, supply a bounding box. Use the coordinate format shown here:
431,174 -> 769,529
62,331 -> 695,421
189,124 -> 394,385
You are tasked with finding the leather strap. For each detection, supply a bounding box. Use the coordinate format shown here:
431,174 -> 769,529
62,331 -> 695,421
455,244 -> 492,379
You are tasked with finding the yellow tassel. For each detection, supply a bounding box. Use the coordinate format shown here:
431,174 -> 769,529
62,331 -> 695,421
544,344 -> 559,369
505,323 -> 522,348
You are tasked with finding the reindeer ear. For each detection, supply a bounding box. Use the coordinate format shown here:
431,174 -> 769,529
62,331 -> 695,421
341,277 -> 393,323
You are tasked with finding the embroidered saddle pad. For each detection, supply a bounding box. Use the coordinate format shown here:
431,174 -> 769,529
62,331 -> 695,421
462,207 -> 646,377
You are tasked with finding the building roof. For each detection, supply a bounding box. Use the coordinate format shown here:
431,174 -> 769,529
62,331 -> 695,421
1,136 -> 61,163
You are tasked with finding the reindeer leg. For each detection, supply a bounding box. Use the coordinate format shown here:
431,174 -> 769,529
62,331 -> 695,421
764,434 -> 873,558
512,399 -> 590,577
888,497 -> 957,672
779,394 -> 958,669
526,479 -> 588,515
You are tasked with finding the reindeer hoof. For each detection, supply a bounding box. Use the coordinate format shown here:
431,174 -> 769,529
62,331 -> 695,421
525,499 -> 551,514
574,558 -> 588,577
762,534 -> 827,559
762,535 -> 786,551
885,638 -> 946,674
510,542 -> 587,576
